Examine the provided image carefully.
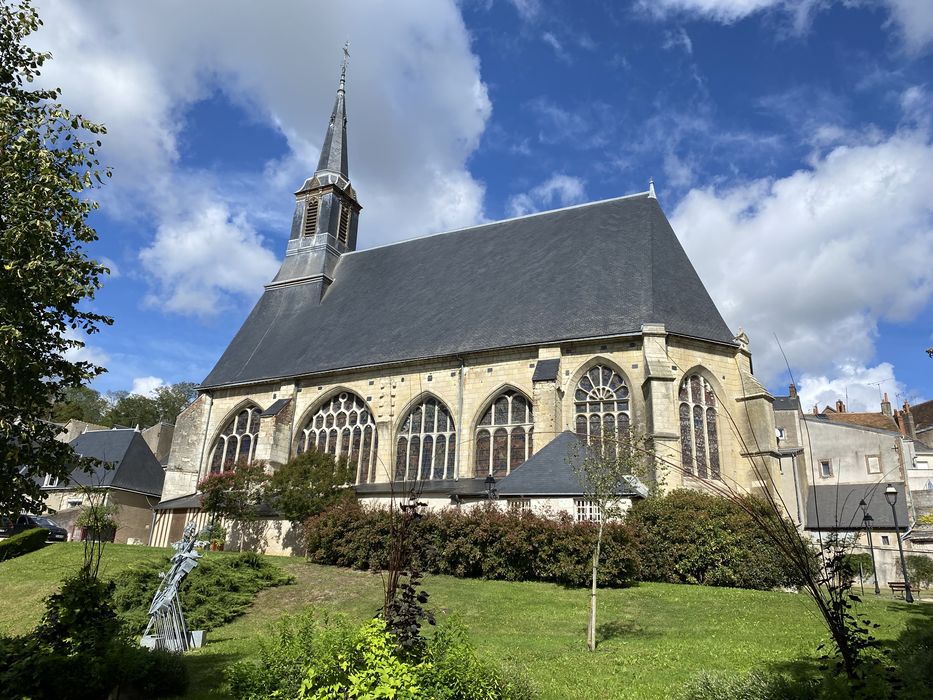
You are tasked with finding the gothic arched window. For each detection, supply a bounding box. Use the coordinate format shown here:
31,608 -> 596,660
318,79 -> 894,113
574,365 -> 630,442
297,392 -> 378,484
395,397 -> 457,482
679,373 -> 720,479
475,390 -> 533,478
208,404 -> 261,474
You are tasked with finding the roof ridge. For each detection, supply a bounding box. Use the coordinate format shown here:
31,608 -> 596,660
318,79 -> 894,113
344,190 -> 652,256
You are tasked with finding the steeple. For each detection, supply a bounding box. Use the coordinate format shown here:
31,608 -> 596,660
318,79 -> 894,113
269,43 -> 362,299
316,43 -> 349,178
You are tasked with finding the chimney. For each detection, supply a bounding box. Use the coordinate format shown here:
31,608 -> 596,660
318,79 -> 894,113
899,400 -> 916,439
788,383 -> 797,398
881,392 -> 892,417
835,399 -> 846,413
812,404 -> 819,415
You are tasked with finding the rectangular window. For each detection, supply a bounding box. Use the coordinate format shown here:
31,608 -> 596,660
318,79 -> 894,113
42,474 -> 59,488
819,460 -> 832,478
66,499 -> 83,508
912,459 -> 929,470
575,499 -> 601,523
865,455 -> 881,474
508,499 -> 531,513
881,535 -> 890,545
337,203 -> 351,245
775,427 -> 786,440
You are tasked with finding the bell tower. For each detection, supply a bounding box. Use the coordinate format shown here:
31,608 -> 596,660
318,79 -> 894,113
268,43 -> 361,299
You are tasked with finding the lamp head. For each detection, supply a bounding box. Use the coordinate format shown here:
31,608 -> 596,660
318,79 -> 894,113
484,474 -> 496,489
884,484 -> 897,506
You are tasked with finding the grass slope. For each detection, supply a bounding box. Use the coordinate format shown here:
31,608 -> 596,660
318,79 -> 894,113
0,544 -> 922,699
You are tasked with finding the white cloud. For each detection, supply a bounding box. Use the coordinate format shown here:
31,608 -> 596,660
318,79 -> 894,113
99,257 -> 120,278
508,0 -> 541,21
542,32 -> 571,63
639,0 -> 933,51
795,362 -> 904,413
670,129 -> 933,392
130,375 -> 165,398
506,174 -> 587,217
33,0 -> 491,316
139,199 -> 279,317
62,328 -> 111,369
662,27 -> 694,54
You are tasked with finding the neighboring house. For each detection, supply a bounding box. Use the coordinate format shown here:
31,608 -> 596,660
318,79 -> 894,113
773,390 -> 929,584
154,56 -> 779,553
41,429 -> 165,545
142,422 -> 175,465
53,418 -> 108,443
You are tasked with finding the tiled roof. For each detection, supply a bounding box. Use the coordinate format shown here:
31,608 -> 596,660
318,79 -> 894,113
201,195 -> 735,389
822,412 -> 899,432
910,399 -> 933,432
49,430 -> 165,497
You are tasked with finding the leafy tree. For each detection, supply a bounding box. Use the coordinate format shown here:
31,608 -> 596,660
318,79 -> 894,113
49,384 -> 108,424
0,0 -> 111,517
900,555 -> 933,590
264,449 -> 355,527
153,381 -> 197,423
104,392 -> 161,429
199,460 -> 269,551
570,427 -> 655,651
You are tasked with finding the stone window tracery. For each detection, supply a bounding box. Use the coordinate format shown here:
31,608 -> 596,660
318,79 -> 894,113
394,397 -> 457,482
297,392 -> 378,484
209,405 -> 261,474
574,365 -> 630,443
678,373 -> 720,479
474,390 -> 533,478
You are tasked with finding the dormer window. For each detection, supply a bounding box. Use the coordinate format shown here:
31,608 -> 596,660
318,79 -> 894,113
43,474 -> 59,488
303,197 -> 320,237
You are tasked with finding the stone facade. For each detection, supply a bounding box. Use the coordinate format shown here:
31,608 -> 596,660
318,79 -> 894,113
160,324 -> 778,508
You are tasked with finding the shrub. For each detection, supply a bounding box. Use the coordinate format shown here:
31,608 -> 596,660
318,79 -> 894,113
626,490 -> 802,590
845,552 -> 874,580
677,671 -> 816,700
0,526 -> 48,561
226,611 -> 531,700
305,500 -> 639,588
113,550 -> 295,633
900,555 -> 933,589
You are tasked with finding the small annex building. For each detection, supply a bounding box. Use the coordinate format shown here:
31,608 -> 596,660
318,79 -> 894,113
154,55 -> 779,553
41,428 -> 165,545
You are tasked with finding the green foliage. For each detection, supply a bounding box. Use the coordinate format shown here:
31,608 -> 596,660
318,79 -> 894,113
0,526 -> 47,561
226,611 -> 531,700
626,489 -> 802,590
900,554 -> 933,588
305,500 -> 639,588
112,551 -> 295,634
266,450 -> 356,526
0,571 -> 188,698
677,671 -> 816,700
916,513 -> 933,525
846,552 -> 874,579
0,0 -> 112,517
49,384 -> 108,424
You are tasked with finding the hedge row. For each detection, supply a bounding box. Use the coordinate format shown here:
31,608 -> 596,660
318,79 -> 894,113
304,490 -> 802,591
306,502 -> 638,588
0,527 -> 48,562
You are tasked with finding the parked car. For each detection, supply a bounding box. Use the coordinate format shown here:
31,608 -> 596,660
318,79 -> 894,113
0,514 -> 67,542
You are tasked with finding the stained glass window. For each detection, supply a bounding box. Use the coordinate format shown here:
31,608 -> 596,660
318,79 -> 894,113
678,374 -> 720,480
574,365 -> 630,447
208,405 -> 262,474
475,390 -> 533,477
297,392 -> 378,484
395,397 -> 457,482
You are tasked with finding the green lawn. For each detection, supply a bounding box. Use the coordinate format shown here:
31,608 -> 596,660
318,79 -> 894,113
0,544 -> 924,699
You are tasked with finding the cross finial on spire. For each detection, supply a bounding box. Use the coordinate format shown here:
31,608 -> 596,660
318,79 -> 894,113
648,177 -> 656,199
339,41 -> 350,92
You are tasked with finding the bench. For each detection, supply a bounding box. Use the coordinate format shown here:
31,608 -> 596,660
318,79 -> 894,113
888,581 -> 921,599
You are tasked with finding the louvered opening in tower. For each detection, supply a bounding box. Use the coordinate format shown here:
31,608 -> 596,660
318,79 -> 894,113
338,203 -> 351,245
303,197 -> 319,237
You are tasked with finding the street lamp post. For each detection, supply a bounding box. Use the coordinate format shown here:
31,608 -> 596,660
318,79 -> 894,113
859,499 -> 881,595
484,475 -> 497,501
884,484 -> 913,603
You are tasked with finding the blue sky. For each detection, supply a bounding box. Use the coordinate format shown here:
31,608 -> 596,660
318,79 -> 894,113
33,0 -> 933,412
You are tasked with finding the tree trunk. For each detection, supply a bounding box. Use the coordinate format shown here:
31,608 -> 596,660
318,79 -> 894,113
588,520 -> 604,651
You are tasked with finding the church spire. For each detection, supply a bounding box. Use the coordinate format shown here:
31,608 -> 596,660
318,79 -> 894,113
269,43 -> 362,298
316,42 -> 350,178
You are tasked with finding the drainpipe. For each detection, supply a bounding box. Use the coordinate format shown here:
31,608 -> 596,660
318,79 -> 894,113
455,356 -> 466,480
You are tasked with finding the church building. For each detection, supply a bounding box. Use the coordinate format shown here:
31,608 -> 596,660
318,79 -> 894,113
152,56 -> 779,551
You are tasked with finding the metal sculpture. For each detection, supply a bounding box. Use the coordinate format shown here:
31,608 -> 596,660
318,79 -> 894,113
141,521 -> 208,652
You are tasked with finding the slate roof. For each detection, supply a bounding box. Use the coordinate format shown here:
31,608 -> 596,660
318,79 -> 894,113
46,430 -> 165,497
773,395 -> 800,412
202,194 -> 735,389
496,431 -> 644,497
532,359 -> 560,382
804,483 -> 908,531
911,399 -> 933,432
